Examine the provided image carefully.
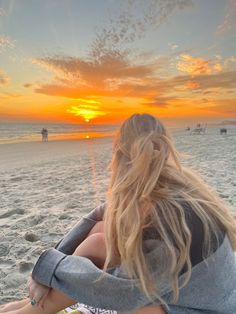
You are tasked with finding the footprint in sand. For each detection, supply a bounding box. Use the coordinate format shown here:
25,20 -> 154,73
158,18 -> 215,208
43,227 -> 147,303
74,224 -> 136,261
27,214 -> 45,227
0,208 -> 25,219
18,261 -> 34,273
59,213 -> 70,220
24,232 -> 39,242
0,244 -> 10,256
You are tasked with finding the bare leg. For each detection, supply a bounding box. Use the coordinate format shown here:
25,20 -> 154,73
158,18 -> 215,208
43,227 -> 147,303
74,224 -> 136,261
0,300 -> 29,313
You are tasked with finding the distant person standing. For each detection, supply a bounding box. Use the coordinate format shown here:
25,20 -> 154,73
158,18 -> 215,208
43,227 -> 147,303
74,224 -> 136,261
44,128 -> 48,142
41,128 -> 48,142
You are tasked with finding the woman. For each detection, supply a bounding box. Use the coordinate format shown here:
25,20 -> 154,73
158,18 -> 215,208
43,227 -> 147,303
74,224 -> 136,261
1,113 -> 236,314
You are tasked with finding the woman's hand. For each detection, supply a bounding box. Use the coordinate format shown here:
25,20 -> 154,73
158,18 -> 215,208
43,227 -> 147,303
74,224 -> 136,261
28,276 -> 50,309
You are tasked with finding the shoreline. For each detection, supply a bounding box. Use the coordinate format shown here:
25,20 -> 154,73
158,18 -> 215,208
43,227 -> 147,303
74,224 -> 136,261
0,135 -> 113,146
0,133 -> 114,146
1,123 -> 236,146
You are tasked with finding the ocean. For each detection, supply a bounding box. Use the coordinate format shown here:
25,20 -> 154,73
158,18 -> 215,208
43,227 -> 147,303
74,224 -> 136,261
1,122 -> 236,145
0,123 -> 118,144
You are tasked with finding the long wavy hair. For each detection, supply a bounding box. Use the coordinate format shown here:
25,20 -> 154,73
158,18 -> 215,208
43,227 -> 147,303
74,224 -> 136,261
103,113 -> 236,303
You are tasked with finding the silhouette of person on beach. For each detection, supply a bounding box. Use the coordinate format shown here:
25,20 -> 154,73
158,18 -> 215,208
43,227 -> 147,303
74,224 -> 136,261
41,128 -> 48,142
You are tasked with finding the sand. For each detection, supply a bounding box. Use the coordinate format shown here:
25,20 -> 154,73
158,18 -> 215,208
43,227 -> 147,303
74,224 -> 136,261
0,128 -> 235,304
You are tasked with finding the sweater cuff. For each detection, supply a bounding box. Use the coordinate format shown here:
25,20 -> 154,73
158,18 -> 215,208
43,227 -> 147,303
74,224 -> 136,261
32,248 -> 66,286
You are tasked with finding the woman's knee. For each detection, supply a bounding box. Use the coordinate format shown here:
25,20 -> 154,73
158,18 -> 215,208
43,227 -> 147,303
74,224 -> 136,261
74,232 -> 106,255
73,232 -> 106,268
88,221 -> 104,236
86,232 -> 105,248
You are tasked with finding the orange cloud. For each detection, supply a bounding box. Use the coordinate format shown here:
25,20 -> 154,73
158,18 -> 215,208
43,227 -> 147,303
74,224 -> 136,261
0,92 -> 21,99
143,96 -> 180,108
0,70 -> 10,85
29,49 -> 236,124
185,80 -> 200,90
32,52 -> 155,86
32,52 -> 166,100
177,54 -> 223,76
24,83 -> 33,88
200,99 -> 236,115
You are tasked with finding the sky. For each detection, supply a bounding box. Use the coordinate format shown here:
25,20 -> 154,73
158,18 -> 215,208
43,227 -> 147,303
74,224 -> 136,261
0,0 -> 236,126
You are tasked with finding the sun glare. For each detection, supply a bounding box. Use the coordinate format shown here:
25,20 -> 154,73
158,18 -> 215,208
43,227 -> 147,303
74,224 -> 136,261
67,104 -> 107,122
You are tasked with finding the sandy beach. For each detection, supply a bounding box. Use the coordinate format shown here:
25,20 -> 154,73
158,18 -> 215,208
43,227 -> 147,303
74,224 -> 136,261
0,127 -> 236,304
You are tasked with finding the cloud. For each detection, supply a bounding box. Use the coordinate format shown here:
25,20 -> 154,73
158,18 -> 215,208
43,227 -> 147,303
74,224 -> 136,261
188,71 -> 236,90
224,55 -> 236,69
33,52 -> 154,86
0,70 -> 10,85
143,96 -> 180,107
167,70 -> 236,92
30,0 -> 236,113
89,0 -> 192,59
23,83 -> 33,88
185,80 -> 200,90
32,51 -> 162,99
71,98 -> 101,104
33,51 -> 236,101
0,8 -> 6,16
0,36 -> 15,50
31,0 -> 194,105
168,43 -> 179,50
217,0 -> 236,34
202,99 -> 236,115
177,54 -> 222,75
0,92 -> 21,99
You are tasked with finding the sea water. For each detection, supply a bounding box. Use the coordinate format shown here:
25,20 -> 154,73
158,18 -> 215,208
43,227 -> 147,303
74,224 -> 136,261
0,123 -> 118,144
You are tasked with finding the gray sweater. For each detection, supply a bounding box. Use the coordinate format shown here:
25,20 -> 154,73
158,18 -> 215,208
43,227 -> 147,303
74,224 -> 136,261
32,204 -> 236,313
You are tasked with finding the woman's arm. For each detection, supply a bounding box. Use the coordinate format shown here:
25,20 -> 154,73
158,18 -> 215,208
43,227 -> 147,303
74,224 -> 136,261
32,239 -> 171,312
55,203 -> 105,254
31,249 -> 150,312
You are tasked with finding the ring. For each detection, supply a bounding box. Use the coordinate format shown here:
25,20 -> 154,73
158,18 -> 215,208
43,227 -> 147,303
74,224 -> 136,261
30,298 -> 37,306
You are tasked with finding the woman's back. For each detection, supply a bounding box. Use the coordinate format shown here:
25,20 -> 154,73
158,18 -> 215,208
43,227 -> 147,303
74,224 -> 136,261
103,113 -> 236,311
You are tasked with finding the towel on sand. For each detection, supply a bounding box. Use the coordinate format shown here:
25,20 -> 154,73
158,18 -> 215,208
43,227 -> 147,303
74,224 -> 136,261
57,303 -> 117,314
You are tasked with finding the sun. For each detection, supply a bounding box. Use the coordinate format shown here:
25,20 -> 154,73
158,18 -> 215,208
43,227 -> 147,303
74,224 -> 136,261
67,104 -> 107,122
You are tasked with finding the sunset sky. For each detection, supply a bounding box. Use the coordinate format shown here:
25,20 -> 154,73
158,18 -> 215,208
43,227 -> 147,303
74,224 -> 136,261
0,0 -> 236,126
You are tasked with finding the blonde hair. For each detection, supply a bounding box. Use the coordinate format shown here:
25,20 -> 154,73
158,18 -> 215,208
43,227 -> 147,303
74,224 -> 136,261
103,113 -> 236,303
